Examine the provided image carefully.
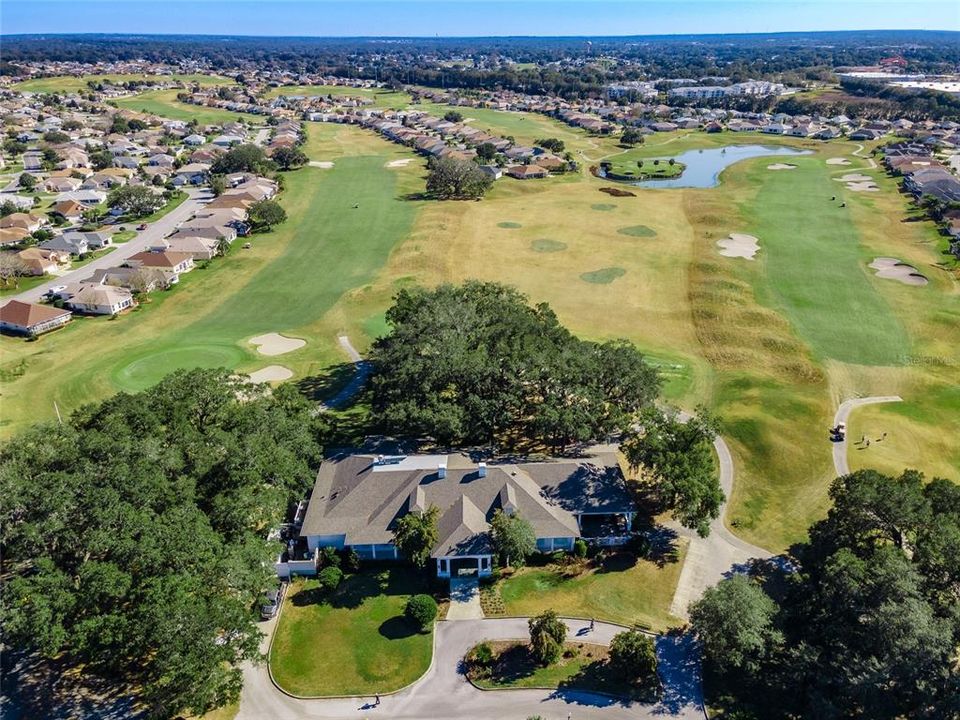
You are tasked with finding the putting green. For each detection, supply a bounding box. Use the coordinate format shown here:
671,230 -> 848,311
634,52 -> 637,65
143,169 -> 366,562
112,345 -> 248,392
580,267 -> 626,284
497,221 -> 522,229
531,239 -> 568,253
617,225 -> 658,238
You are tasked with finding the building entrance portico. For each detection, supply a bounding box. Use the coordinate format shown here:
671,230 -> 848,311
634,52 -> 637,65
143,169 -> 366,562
436,555 -> 492,578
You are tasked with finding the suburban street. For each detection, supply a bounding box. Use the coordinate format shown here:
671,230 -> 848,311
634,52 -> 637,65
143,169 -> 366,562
1,187 -> 210,307
238,617 -> 705,720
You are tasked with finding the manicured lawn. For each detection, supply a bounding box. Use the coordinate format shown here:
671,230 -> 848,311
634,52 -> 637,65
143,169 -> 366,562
491,546 -> 688,632
110,230 -> 136,243
14,73 -> 231,94
112,90 -> 262,125
270,568 -> 435,696
0,275 -> 48,297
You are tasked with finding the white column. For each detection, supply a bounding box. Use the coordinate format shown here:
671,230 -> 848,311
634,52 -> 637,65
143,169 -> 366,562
371,544 -> 377,559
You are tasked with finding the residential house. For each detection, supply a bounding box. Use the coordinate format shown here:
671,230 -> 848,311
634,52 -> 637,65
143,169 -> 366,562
89,266 -> 167,292
50,199 -> 85,223
1,212 -> 46,234
16,247 -> 66,275
40,234 -> 89,256
62,231 -> 112,250
506,164 -> 549,180
0,227 -> 30,247
298,453 -> 637,579
126,251 -> 195,283
65,283 -> 135,315
0,300 -> 72,336
55,189 -> 107,206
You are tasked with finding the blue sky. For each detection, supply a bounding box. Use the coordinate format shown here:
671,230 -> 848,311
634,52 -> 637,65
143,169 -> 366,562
2,1 -> 958,37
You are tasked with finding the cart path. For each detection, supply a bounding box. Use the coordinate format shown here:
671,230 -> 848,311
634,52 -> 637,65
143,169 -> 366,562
831,396 -> 903,476
666,411 -> 773,620
238,616 -> 704,720
319,335 -> 370,411
851,143 -> 878,169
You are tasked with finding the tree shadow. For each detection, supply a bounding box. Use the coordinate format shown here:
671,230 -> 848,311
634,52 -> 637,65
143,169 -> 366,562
378,616 -> 419,640
296,362 -> 357,403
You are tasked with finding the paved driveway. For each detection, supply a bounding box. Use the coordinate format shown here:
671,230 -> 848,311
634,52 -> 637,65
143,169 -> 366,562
238,617 -> 704,720
1,187 -> 210,307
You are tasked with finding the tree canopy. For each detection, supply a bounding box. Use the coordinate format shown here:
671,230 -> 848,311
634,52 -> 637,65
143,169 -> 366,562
425,156 -> 492,200
271,145 -> 308,171
210,144 -> 275,175
490,510 -> 537,568
107,185 -> 165,218
0,369 -> 327,717
621,408 -> 723,536
528,609 -> 567,666
369,281 -> 660,449
392,505 -> 440,568
692,469 -> 960,719
247,198 -> 287,230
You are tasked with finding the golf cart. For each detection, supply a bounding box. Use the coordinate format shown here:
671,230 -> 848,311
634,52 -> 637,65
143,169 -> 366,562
830,421 -> 846,442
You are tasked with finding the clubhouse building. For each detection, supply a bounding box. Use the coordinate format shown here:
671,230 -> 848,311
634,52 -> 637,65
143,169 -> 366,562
290,452 -> 637,579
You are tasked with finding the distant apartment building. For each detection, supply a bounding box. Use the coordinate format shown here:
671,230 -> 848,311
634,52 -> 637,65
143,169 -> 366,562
668,80 -> 786,100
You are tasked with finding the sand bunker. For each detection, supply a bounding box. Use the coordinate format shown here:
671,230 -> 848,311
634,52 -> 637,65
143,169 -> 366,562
847,181 -> 879,192
826,157 -> 852,166
869,257 -> 929,286
386,158 -> 413,168
309,161 -> 334,169
767,163 -> 797,170
717,233 -> 760,260
248,365 -> 293,383
834,173 -> 873,183
249,333 -> 307,356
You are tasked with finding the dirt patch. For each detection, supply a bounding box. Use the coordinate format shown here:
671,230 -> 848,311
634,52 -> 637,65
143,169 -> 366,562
580,267 -> 626,284
308,161 -> 334,169
617,225 -> 657,238
249,332 -> 307,356
868,257 -> 929,286
386,158 -> 413,168
717,233 -> 760,260
531,239 -> 567,253
599,186 -> 636,197
826,157 -> 852,166
248,365 -> 294,383
767,163 -> 797,170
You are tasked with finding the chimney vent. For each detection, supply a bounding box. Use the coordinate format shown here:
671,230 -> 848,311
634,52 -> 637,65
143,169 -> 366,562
437,462 -> 447,479
478,462 -> 487,478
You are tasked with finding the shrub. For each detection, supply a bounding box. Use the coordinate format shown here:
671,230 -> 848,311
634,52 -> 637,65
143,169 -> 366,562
343,548 -> 361,573
319,546 -> 340,568
608,629 -> 657,683
405,594 -> 438,630
470,641 -> 494,666
573,539 -> 588,558
528,610 -> 567,666
317,566 -> 343,592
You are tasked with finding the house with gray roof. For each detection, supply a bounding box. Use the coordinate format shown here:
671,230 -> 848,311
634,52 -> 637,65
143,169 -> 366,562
297,451 -> 636,579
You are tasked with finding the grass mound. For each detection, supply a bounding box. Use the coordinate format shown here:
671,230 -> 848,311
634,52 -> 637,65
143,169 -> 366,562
112,345 -> 248,393
617,225 -> 658,238
580,267 -> 626,284
497,221 -> 522,229
591,203 -> 617,211
531,239 -> 568,253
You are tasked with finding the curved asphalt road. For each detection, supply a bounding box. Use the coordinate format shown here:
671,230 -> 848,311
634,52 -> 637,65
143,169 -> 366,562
0,187 -> 210,308
667,412 -> 772,620
238,617 -> 704,720
831,396 -> 903,476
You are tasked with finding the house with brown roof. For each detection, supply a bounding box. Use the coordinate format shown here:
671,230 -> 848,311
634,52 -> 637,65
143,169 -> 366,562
0,212 -> 46,234
506,164 -> 549,180
17,247 -> 67,276
0,299 -> 72,336
64,283 -> 135,315
297,452 -> 636,579
127,251 -> 195,282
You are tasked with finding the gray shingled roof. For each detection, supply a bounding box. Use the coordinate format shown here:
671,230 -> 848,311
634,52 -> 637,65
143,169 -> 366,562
300,452 -> 633,557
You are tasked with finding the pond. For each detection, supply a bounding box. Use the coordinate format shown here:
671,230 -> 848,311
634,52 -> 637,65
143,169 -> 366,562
632,144 -> 812,189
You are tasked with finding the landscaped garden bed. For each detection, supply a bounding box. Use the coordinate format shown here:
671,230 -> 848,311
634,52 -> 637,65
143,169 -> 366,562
270,566 -> 438,696
466,639 -> 659,702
